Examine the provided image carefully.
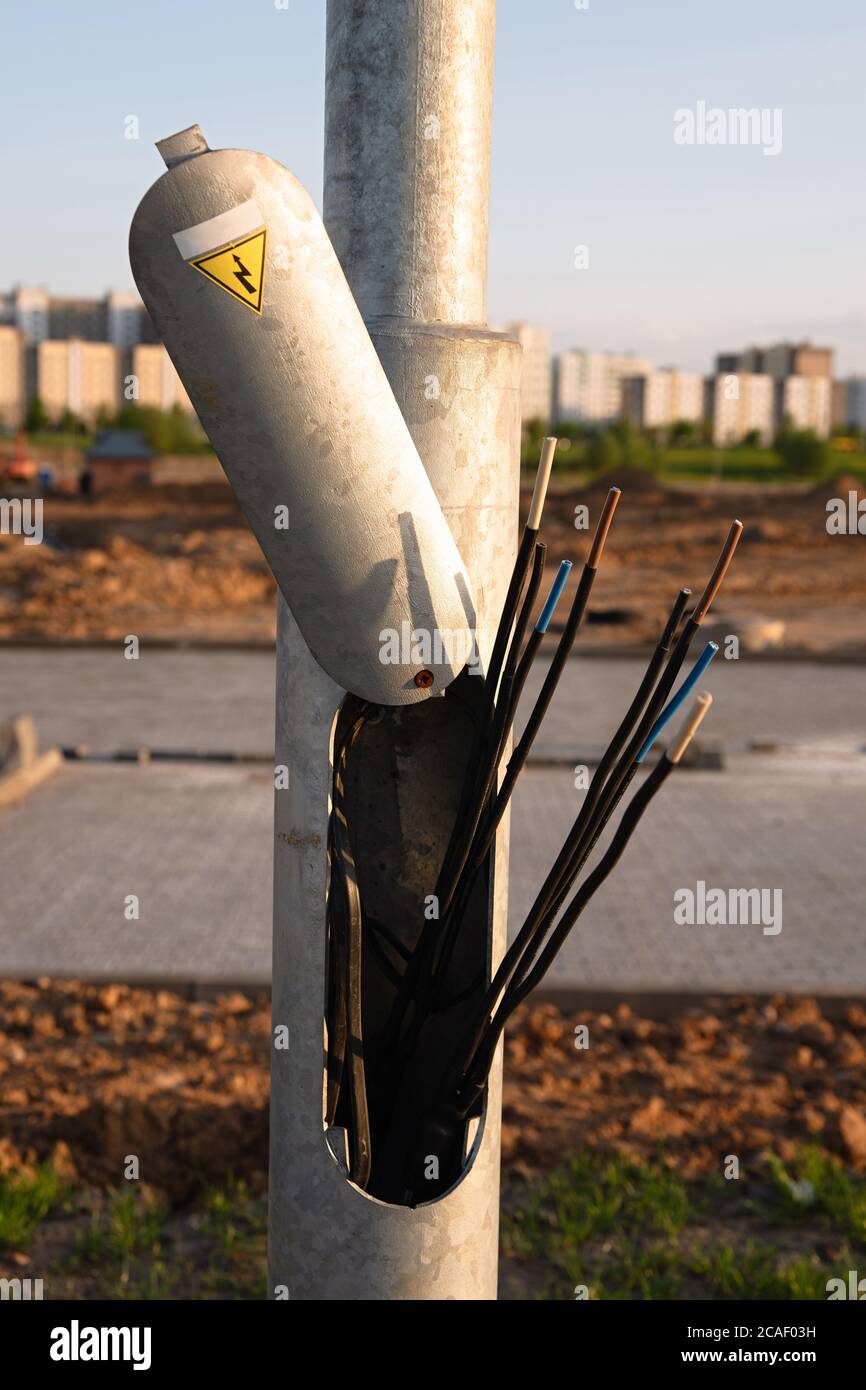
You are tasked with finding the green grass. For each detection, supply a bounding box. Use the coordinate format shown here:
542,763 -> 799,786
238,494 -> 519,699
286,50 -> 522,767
521,443 -> 866,486
501,1149 -> 866,1300
74,1190 -> 167,1263
0,1166 -> 65,1250
72,1189 -> 171,1299
762,1146 -> 866,1245
202,1174 -> 259,1259
686,1245 -> 831,1301
660,447 -> 866,485
25,431 -> 95,450
659,446 -> 786,484
64,1179 -> 266,1299
29,1178 -> 268,1300
200,1175 -> 267,1298
8,1151 -> 860,1301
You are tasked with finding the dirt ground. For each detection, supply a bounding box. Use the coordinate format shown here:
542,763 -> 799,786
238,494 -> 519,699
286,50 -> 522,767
2,473 -> 864,653
1,978 -> 865,1298
4,978 -> 866,1196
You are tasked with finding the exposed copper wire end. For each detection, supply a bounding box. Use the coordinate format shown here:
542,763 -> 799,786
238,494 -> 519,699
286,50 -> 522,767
669,691 -> 713,765
527,437 -> 558,531
587,487 -> 622,569
692,519 -> 743,624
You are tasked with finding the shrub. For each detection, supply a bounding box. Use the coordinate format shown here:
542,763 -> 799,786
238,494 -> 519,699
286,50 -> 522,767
773,427 -> 830,477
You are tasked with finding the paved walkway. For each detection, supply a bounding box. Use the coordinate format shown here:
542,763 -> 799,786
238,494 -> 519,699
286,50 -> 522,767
1,649 -> 863,994
3,646 -> 865,758
1,757 -> 862,995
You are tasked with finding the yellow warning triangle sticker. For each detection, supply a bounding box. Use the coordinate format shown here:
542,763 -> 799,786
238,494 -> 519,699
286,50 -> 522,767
190,228 -> 267,314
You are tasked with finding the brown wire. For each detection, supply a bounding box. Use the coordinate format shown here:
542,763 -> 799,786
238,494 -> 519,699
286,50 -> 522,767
692,519 -> 743,623
587,486 -> 622,568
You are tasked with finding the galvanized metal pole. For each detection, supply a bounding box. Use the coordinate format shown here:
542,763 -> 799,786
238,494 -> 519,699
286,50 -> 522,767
268,0 -> 520,1299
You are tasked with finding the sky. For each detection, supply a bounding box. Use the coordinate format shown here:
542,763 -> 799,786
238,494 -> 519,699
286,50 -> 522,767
2,0 -> 864,373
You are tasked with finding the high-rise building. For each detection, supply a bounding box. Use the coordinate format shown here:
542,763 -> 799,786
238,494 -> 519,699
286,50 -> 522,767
2,285 -> 156,347
0,326 -> 25,427
832,378 -> 866,431
708,372 -> 775,445
0,286 -> 50,343
777,375 -> 831,437
48,296 -> 105,342
848,379 -> 866,431
128,344 -> 194,413
35,339 -> 120,424
764,342 -> 833,380
831,378 -> 866,432
717,342 -> 833,380
506,322 -> 552,426
107,292 -> 153,348
554,350 -> 653,425
622,369 -> 704,431
738,346 -> 767,374
48,292 -> 155,346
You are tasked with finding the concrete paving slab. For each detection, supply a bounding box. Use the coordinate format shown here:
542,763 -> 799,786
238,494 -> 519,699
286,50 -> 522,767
2,647 -> 865,762
1,758 -> 862,996
0,649 -> 277,758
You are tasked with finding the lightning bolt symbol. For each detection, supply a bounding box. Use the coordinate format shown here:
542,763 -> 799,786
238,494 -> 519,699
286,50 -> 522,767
232,254 -> 256,296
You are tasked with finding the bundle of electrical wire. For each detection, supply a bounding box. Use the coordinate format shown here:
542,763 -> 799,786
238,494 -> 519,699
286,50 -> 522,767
325,437 -> 743,1201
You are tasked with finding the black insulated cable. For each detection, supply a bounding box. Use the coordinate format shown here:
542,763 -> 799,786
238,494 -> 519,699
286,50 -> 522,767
442,524 -> 741,1104
486,520 -> 741,1020
327,712 -> 372,1188
459,693 -> 715,1107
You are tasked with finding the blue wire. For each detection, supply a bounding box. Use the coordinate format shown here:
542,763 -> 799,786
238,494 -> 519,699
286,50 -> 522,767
535,560 -> 573,633
636,641 -> 719,763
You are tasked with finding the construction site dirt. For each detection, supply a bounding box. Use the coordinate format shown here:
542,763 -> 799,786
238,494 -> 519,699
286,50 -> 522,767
2,473 -> 864,655
2,979 -> 865,1299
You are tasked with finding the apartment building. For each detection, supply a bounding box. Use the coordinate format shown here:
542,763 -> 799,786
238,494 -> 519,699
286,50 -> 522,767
777,374 -> 831,437
35,339 -> 120,424
48,292 -> 156,347
0,325 -> 25,427
833,378 -> 866,432
765,342 -> 833,380
622,368 -> 704,431
708,372 -> 775,445
48,296 -> 105,342
716,341 -> 833,380
1,286 -> 155,347
129,344 -> 194,413
506,321 -> 552,426
107,292 -> 153,348
555,349 -> 653,425
0,286 -> 50,343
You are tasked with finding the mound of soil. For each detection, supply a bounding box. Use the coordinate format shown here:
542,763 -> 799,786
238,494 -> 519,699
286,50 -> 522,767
811,473 -> 864,499
2,475 -> 865,651
1,979 -> 864,1204
587,466 -> 667,496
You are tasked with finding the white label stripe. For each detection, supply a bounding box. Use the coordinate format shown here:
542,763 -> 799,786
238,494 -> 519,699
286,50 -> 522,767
173,199 -> 265,261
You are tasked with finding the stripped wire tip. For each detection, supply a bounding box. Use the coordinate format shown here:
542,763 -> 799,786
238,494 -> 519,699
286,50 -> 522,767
535,559 -> 572,632
668,691 -> 713,765
527,436 -> 558,531
636,639 -> 718,763
692,519 -> 743,624
587,487 -> 622,569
